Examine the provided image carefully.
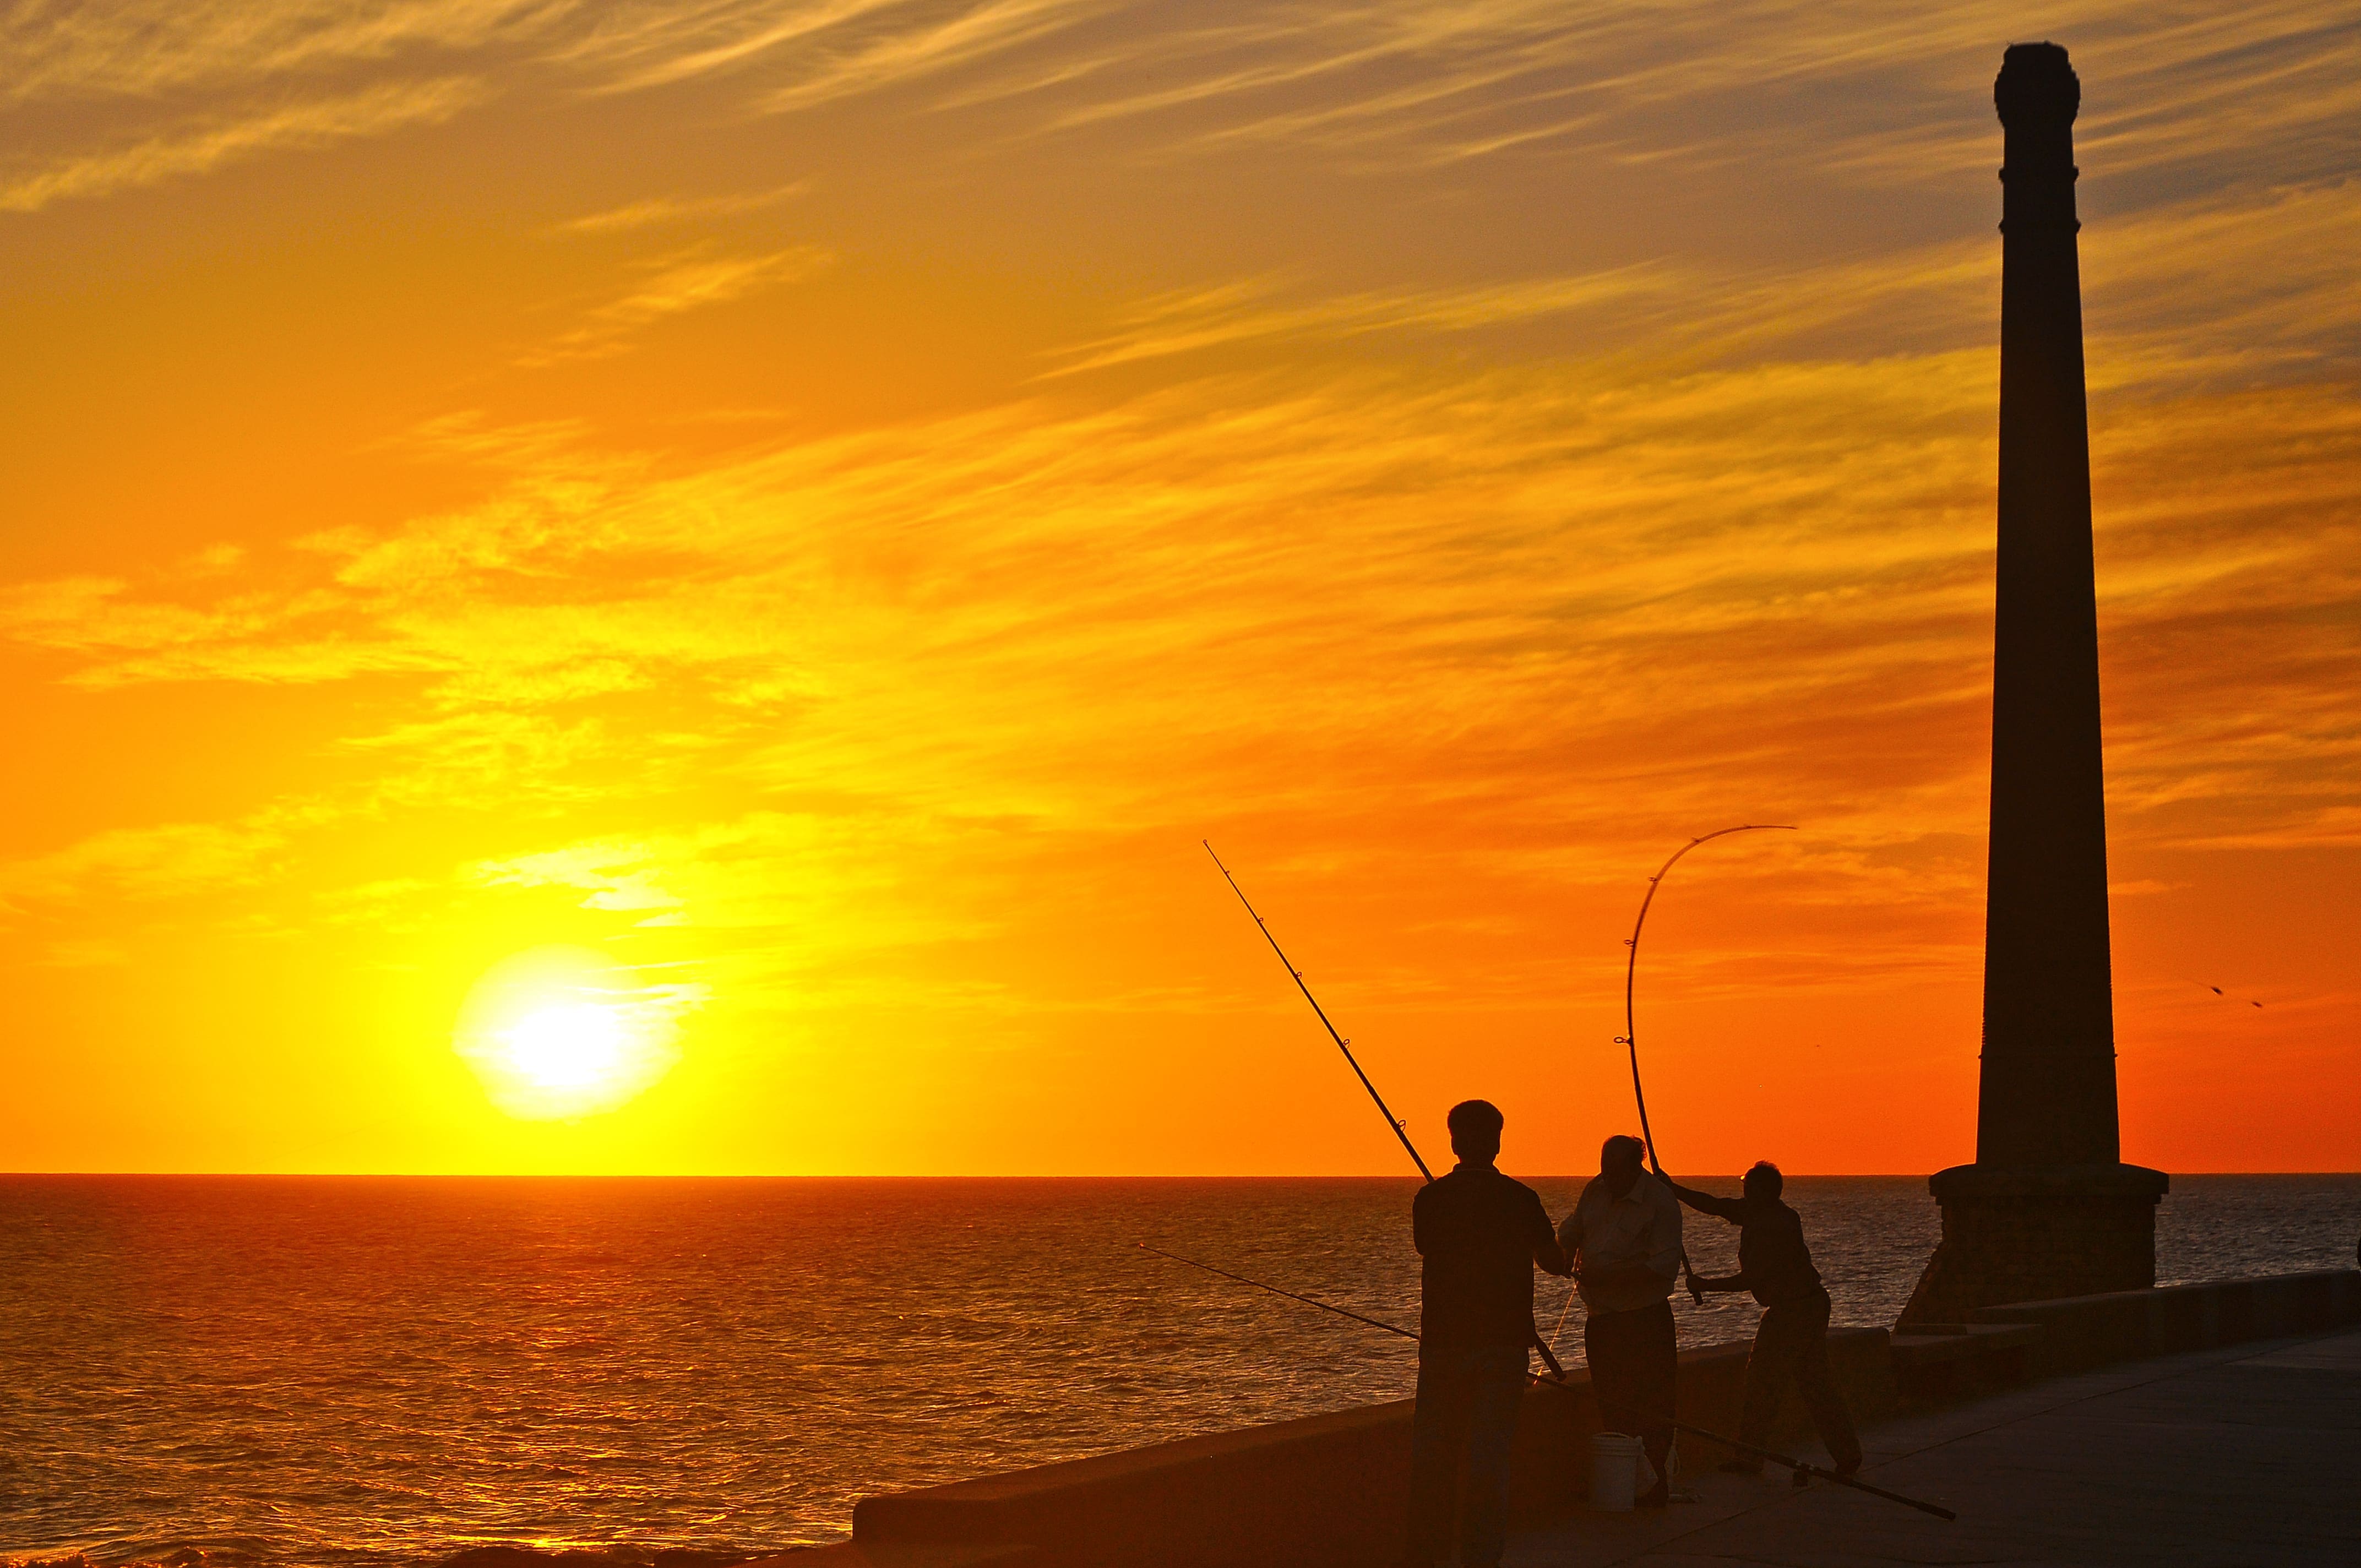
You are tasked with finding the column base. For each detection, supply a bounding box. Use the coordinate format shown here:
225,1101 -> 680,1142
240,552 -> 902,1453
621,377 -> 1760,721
1897,1163 -> 2168,1327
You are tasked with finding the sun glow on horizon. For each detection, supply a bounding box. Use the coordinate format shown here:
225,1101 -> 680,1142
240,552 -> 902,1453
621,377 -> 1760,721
453,948 -> 690,1121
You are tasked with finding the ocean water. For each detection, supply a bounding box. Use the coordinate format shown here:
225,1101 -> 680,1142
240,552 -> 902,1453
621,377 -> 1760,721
3,1174 -> 2355,1567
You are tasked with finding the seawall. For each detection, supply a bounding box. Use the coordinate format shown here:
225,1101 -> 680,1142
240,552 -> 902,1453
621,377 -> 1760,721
770,1269 -> 2360,1568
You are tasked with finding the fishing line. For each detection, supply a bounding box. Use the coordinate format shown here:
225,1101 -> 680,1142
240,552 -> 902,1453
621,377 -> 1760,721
1138,1242 -> 1957,1522
1545,1268 -> 1582,1352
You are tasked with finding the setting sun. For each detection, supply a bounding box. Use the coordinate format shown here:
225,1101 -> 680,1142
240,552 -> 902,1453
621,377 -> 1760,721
503,1003 -> 631,1094
451,948 -> 690,1121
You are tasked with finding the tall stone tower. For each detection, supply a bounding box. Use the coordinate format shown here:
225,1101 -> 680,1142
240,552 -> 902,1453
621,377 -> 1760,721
1900,43 -> 2168,1326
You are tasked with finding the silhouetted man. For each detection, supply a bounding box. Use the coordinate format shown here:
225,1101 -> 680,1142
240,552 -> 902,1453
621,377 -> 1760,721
1404,1099 -> 1570,1568
1663,1161 -> 1861,1478
1559,1134 -> 1682,1505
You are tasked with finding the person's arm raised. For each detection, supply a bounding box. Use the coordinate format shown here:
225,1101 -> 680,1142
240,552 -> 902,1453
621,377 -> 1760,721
1662,1175 -> 1747,1223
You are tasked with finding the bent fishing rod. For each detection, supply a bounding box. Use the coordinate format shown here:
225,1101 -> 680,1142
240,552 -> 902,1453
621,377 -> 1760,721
1138,1243 -> 1956,1523
1619,824 -> 1795,1175
1617,824 -> 1796,1303
1204,843 -> 1570,1379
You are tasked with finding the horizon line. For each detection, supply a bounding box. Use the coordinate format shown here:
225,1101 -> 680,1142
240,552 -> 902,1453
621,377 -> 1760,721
7,1168 -> 2357,1180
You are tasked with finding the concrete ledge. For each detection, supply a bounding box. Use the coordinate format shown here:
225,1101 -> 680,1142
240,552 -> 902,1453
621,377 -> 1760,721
763,1546 -> 1030,1568
851,1396 -> 1415,1568
833,1330 -> 1894,1568
776,1273 -> 2358,1568
1890,1322 -> 2042,1404
768,1546 -> 1030,1568
1967,1268 -> 2361,1376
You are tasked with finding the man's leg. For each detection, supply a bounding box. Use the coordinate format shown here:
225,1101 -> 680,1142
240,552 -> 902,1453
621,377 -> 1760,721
1455,1347 -> 1529,1568
1403,1348 -> 1472,1566
1789,1294 -> 1862,1475
1584,1309 -> 1636,1439
1731,1304 -> 1805,1473
1633,1301 -> 1677,1501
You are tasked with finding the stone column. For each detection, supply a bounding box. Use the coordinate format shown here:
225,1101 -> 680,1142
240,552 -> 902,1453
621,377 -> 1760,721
1900,43 -> 2167,1327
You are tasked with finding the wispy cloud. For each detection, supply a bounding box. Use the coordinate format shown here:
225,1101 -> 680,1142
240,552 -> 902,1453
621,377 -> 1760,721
0,0 -> 563,100
556,182 -> 808,232
1005,1 -> 2361,183
518,243 -> 831,362
558,0 -> 910,91
1042,268 -> 1684,374
13,329 -> 2352,863
559,0 -> 1094,103
10,3 -> 2352,216
753,0 -> 1088,112
0,805 -> 327,913
0,76 -> 488,210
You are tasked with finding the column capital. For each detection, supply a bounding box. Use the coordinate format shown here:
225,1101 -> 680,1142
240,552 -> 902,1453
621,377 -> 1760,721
1995,42 -> 2079,132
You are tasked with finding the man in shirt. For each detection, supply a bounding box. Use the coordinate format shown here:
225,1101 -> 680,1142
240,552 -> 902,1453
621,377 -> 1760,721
1663,1160 -> 1861,1477
1405,1099 -> 1571,1568
1558,1134 -> 1683,1505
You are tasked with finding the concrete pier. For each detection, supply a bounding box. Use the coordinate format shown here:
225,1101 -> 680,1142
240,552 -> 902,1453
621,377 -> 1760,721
768,1270 -> 2360,1568
1500,1325 -> 2361,1567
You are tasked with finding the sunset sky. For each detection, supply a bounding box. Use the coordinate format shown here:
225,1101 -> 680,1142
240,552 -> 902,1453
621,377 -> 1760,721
3,1 -> 2355,1175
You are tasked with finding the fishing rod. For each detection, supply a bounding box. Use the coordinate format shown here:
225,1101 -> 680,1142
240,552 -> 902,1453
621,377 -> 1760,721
1617,824 -> 1796,1303
1138,1243 -> 1957,1523
1619,824 -> 1796,1175
1203,840 -> 1431,1180
1203,844 -> 1575,1380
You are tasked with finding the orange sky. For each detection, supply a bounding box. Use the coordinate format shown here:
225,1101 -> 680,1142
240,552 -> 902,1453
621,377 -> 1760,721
3,2 -> 2355,1175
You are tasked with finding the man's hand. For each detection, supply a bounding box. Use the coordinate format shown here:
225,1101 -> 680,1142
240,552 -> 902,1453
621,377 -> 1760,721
1684,1262 -> 1705,1306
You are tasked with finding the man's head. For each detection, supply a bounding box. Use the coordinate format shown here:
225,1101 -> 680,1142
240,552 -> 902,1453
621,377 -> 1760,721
1446,1099 -> 1504,1165
1744,1160 -> 1783,1201
1601,1134 -> 1646,1195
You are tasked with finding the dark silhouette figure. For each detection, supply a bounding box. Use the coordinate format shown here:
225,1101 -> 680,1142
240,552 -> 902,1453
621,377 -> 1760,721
1403,1100 -> 1569,1568
1664,1162 -> 1862,1478
1902,41 -> 2167,1326
1558,1134 -> 1682,1505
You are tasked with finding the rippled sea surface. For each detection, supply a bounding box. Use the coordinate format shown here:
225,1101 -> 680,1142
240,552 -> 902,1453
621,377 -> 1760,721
4,1174 -> 2355,1566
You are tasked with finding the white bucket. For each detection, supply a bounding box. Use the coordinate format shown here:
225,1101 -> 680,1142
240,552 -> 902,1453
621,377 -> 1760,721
1590,1431 -> 1643,1511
